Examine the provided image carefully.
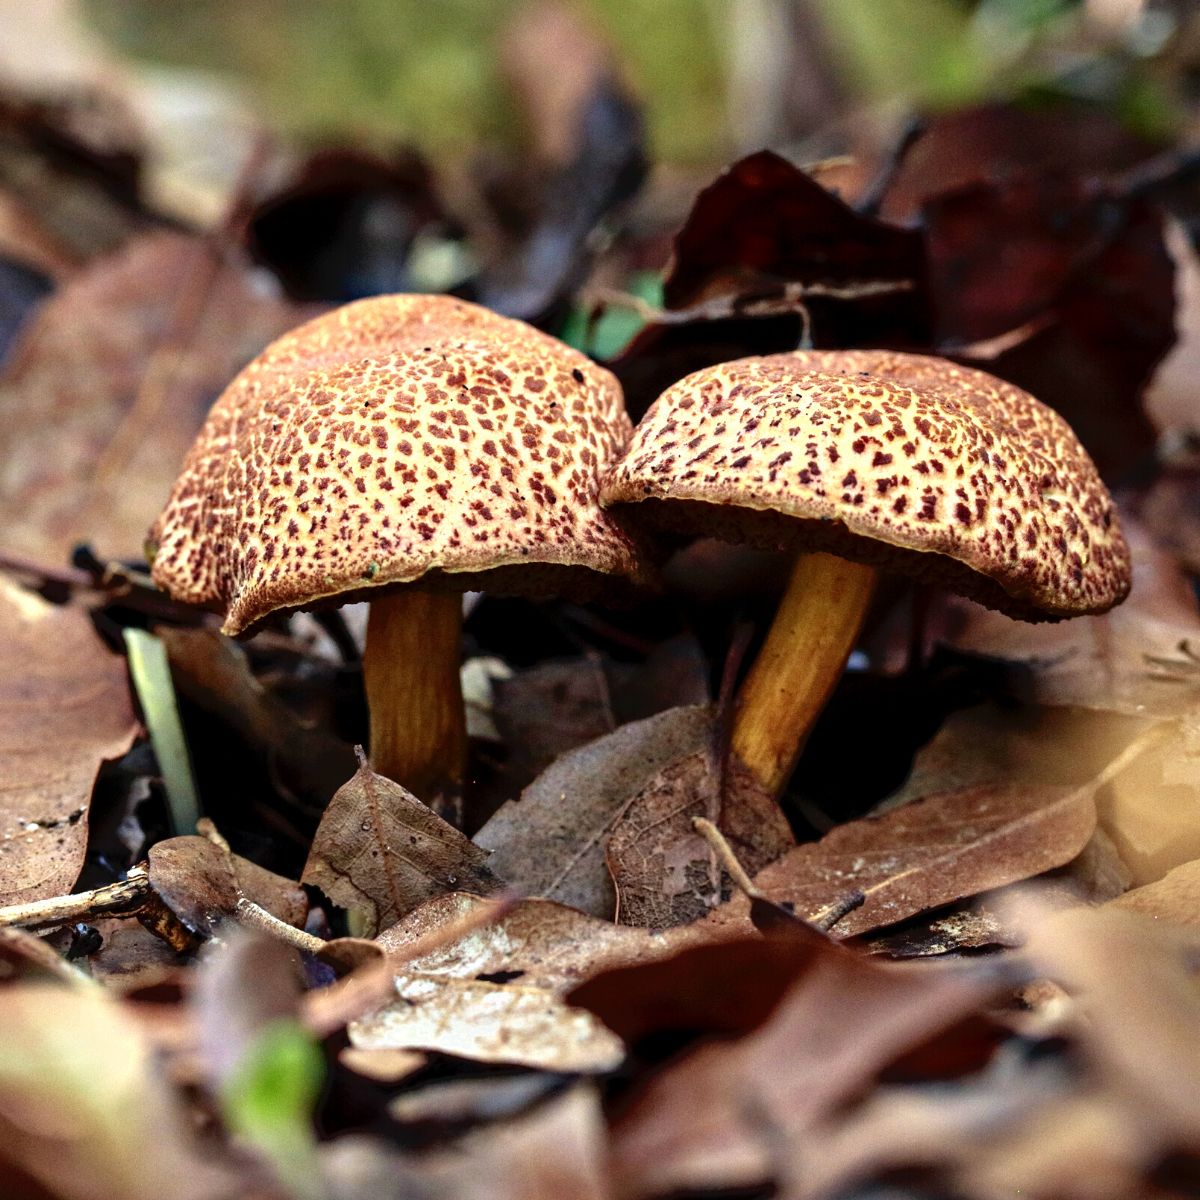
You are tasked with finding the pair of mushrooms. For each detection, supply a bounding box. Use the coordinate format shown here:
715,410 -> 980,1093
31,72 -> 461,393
150,295 -> 1130,802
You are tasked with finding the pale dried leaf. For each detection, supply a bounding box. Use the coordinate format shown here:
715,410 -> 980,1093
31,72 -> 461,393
607,750 -> 794,927
350,892 -> 722,1071
0,579 -> 136,904
303,758 -> 499,937
475,704 -> 713,917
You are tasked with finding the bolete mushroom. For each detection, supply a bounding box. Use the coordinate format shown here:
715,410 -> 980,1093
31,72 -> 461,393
601,350 -> 1131,795
149,294 -> 645,801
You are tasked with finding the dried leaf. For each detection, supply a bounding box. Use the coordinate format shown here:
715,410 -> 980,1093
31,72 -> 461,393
401,1085 -> 611,1200
148,835 -> 307,937
0,231 -> 310,561
303,756 -> 499,937
607,750 -> 794,927
159,627 -> 357,809
0,579 -> 136,904
720,779 -> 1097,939
475,704 -> 713,918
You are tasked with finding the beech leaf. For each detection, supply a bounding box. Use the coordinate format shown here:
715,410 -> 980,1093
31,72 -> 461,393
302,753 -> 500,936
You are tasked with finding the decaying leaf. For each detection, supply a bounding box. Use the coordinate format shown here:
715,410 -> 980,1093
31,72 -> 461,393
0,579 -> 136,905
475,704 -> 713,918
1109,858 -> 1200,928
303,754 -> 500,937
148,835 -> 307,937
159,626 -> 357,809
607,750 -> 794,927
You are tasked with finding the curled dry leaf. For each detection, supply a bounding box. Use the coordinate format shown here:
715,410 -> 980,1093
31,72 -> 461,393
607,750 -> 794,928
0,579 -> 136,905
303,755 -> 500,937
475,704 -> 713,918
148,835 -> 307,937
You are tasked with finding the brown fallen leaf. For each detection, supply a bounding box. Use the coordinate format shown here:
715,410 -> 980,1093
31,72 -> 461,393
716,778 -> 1098,940
0,579 -> 136,904
0,230 -> 311,561
348,892 -> 723,1071
475,704 -> 713,918
303,752 -> 500,937
607,750 -> 794,927
148,835 -> 307,937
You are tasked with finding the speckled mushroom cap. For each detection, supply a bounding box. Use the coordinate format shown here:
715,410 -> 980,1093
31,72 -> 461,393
150,294 -> 646,634
600,350 -> 1130,620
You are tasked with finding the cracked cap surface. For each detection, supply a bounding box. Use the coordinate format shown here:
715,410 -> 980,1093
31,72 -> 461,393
150,294 -> 646,634
600,350 -> 1130,620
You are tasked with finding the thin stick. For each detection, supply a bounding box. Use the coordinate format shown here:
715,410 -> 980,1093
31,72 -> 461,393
234,898 -> 327,955
0,867 -> 152,930
693,816 -> 759,898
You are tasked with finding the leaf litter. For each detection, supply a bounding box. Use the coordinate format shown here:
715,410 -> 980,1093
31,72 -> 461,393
2,15 -> 1200,1200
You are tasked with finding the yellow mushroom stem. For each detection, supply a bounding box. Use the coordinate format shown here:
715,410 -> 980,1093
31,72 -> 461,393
363,589 -> 466,802
731,552 -> 877,796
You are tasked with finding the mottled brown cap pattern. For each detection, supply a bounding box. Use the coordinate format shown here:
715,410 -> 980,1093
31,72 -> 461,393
601,350 -> 1130,620
150,295 -> 645,634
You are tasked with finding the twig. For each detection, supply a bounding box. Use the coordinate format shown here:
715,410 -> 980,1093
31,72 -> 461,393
808,890 -> 866,932
0,866 -> 152,930
693,816 -> 760,898
856,115 -> 926,219
234,897 -> 327,955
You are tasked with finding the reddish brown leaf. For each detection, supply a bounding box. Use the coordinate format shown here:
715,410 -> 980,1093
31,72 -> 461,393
0,580 -> 136,904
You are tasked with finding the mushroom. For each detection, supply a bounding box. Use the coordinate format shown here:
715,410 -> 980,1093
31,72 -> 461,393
149,294 -> 645,801
601,350 -> 1131,795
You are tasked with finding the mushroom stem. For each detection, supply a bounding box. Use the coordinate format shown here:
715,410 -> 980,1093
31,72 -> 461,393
364,589 -> 466,802
731,552 -> 877,795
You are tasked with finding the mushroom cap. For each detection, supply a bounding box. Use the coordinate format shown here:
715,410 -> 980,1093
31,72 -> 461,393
600,350 -> 1130,620
150,294 -> 647,634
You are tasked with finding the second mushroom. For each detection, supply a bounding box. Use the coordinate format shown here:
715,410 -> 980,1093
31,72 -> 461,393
601,350 -> 1132,796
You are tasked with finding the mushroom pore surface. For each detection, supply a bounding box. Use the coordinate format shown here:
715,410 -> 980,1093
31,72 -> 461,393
600,350 -> 1130,621
150,294 -> 645,633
